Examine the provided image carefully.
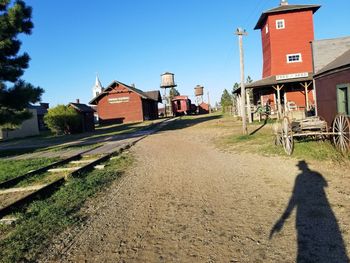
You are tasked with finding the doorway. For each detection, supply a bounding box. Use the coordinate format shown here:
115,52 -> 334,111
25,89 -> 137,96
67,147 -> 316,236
337,85 -> 350,115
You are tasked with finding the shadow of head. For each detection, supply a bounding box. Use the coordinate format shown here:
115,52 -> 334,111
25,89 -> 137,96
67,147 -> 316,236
296,160 -> 328,187
297,160 -> 308,171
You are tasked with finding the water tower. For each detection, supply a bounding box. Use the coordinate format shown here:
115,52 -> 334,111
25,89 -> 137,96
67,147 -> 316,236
160,72 -> 177,117
194,85 -> 204,105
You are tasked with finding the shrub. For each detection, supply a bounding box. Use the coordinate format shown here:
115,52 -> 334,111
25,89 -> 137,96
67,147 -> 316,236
44,105 -> 80,135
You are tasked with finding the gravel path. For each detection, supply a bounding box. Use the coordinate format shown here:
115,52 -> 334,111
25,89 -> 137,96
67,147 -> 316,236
41,118 -> 350,263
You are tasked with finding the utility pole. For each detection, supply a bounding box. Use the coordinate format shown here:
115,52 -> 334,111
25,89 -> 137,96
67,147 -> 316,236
207,91 -> 211,113
235,27 -> 248,135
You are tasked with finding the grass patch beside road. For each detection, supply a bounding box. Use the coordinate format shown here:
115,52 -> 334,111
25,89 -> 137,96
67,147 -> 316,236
0,152 -> 133,262
0,158 -> 59,183
216,115 -> 350,163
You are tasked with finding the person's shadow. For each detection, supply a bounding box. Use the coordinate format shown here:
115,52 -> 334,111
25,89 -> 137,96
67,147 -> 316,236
270,160 -> 349,262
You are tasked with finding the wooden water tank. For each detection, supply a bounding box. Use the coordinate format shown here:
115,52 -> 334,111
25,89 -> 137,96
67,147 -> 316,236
194,85 -> 204,96
161,72 -> 176,88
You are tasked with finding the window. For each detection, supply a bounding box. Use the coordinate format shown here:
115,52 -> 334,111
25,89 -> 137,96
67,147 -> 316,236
276,19 -> 285,29
337,84 -> 350,115
176,100 -> 181,110
265,25 -> 269,34
287,53 -> 302,63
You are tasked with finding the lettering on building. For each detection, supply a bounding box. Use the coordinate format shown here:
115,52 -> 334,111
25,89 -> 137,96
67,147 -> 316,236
276,72 -> 309,81
108,97 -> 130,104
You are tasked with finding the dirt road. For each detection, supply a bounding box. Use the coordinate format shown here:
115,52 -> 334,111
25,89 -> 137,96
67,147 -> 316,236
42,117 -> 350,262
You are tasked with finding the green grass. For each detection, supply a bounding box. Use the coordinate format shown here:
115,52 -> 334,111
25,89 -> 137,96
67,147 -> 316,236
0,153 -> 132,262
220,126 -> 350,163
0,158 -> 59,183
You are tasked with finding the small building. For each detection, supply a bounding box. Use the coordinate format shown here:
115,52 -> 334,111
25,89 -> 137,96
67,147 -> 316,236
69,100 -> 95,132
0,108 -> 39,140
198,102 -> 210,114
89,81 -> 161,124
246,1 -> 320,117
28,103 -> 49,131
314,49 -> 350,125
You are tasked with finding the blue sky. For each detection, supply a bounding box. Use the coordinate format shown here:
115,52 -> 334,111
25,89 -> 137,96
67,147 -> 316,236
19,0 -> 350,106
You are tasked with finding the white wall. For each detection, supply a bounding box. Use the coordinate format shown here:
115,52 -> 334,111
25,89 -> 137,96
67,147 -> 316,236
0,109 -> 40,140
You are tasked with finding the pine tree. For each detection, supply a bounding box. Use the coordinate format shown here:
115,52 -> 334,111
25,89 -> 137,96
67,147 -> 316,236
169,87 -> 180,100
0,0 -> 43,128
246,75 -> 253,84
220,89 -> 232,113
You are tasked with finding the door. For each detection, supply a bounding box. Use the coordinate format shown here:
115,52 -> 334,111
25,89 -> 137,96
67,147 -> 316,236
337,84 -> 350,115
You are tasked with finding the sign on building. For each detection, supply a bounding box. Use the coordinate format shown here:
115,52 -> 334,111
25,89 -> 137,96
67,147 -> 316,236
108,97 -> 130,104
276,72 -> 309,81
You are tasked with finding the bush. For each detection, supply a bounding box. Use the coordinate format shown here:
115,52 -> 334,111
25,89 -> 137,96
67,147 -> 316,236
44,105 -> 81,135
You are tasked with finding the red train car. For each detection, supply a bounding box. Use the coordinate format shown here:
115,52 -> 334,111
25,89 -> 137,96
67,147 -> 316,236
172,96 -> 192,116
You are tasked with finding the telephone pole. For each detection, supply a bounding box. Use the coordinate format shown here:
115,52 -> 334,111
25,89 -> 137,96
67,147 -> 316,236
235,27 -> 248,135
207,91 -> 211,113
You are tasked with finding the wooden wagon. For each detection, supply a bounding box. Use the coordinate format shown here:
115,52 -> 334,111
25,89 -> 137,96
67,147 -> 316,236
274,114 -> 350,155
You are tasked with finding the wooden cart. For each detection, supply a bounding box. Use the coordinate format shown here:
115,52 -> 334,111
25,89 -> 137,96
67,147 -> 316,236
274,114 -> 350,155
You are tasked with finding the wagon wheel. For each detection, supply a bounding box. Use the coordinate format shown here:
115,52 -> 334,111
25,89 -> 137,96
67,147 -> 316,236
332,114 -> 350,154
282,116 -> 294,155
272,122 -> 283,146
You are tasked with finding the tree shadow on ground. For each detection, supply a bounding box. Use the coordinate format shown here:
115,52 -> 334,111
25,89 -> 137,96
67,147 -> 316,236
0,122 -> 149,157
270,160 -> 349,263
158,115 -> 222,132
249,118 -> 269,136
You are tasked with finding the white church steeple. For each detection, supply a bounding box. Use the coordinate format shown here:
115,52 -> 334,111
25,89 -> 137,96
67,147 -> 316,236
92,75 -> 103,98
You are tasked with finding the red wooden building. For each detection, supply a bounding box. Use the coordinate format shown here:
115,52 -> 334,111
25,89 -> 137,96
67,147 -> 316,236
314,49 -> 350,125
69,101 -> 95,132
89,81 -> 161,124
246,1 -> 320,117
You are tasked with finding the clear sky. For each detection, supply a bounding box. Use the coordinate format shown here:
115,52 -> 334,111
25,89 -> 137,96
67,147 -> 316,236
19,0 -> 350,107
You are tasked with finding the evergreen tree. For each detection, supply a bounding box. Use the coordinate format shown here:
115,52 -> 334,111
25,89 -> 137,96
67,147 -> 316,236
220,89 -> 232,112
246,75 -> 253,84
232,82 -> 240,94
169,87 -> 180,100
0,0 -> 43,128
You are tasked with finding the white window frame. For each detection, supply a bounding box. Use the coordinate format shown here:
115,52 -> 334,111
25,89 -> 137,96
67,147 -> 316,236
276,19 -> 285,29
265,25 -> 269,34
286,53 -> 302,63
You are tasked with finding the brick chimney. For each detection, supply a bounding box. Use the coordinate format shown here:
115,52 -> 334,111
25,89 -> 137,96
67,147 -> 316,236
76,99 -> 80,104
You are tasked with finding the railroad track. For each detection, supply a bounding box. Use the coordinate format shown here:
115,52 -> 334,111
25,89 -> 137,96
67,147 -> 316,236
0,139 -> 138,220
0,117 -> 177,221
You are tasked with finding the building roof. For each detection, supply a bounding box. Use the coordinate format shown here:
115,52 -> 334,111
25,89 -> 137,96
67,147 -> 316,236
312,36 -> 350,73
144,91 -> 162,102
28,104 -> 48,115
172,95 -> 189,101
89,80 -> 161,105
314,49 -> 350,77
245,73 -> 313,90
254,4 -> 320,30
69,103 -> 95,113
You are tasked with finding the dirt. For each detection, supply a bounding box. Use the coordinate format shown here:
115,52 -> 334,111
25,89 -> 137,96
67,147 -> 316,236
0,190 -> 37,209
39,117 -> 350,262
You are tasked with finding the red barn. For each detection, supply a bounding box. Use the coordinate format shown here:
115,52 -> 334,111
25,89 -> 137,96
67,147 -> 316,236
247,1 -> 320,117
89,81 -> 161,124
